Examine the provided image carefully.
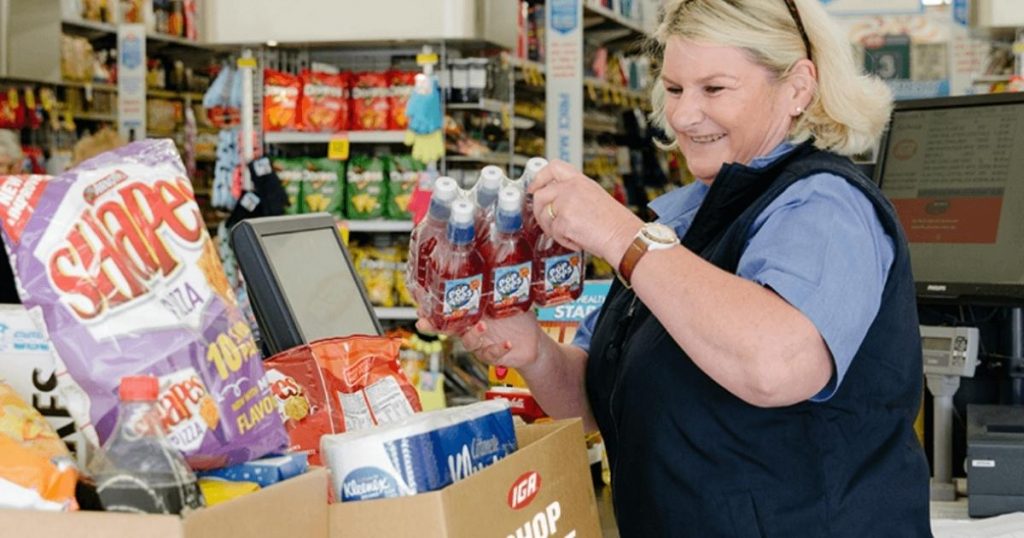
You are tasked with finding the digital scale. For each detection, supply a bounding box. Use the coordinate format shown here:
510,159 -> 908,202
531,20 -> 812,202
920,325 -> 980,501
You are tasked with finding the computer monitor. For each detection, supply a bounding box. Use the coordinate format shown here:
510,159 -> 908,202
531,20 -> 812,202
230,213 -> 382,355
875,92 -> 1024,304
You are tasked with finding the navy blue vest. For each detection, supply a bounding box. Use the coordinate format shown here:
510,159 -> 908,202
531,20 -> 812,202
586,144 -> 931,537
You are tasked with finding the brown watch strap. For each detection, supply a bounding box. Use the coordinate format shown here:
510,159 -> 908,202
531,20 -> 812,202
618,236 -> 648,286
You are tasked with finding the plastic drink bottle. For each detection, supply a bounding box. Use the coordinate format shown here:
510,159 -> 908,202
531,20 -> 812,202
93,375 -> 205,515
428,199 -> 486,333
518,157 -> 548,244
408,176 -> 459,303
483,187 -> 534,318
474,165 -> 505,247
532,235 -> 584,307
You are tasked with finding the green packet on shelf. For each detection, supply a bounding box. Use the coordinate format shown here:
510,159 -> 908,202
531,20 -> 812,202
346,155 -> 387,220
304,158 -> 344,218
387,154 -> 422,220
273,157 -> 306,214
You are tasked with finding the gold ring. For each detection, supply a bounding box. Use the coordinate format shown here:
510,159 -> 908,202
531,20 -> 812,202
546,203 -> 557,219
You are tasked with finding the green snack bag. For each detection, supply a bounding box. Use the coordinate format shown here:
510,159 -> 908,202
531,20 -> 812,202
346,155 -> 387,220
304,158 -> 345,218
387,154 -> 422,220
273,157 -> 306,214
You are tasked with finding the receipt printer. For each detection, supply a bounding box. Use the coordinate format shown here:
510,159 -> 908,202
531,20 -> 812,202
967,404 -> 1024,517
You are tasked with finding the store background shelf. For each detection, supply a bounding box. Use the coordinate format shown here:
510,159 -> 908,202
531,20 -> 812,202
447,98 -> 509,114
265,131 -> 408,144
345,220 -> 415,233
447,153 -> 530,168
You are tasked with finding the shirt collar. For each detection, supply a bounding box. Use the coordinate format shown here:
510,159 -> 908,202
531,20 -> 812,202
648,141 -> 797,223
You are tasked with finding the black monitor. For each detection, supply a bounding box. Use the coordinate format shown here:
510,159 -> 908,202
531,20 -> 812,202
230,213 -> 382,355
875,93 -> 1024,305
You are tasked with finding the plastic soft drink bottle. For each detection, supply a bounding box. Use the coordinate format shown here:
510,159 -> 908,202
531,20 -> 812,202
532,235 -> 584,307
428,199 -> 486,333
519,157 -> 548,244
408,176 -> 460,303
93,375 -> 205,515
474,165 -> 505,247
483,187 -> 534,318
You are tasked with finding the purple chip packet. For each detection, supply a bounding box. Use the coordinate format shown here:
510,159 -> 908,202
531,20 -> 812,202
0,139 -> 288,469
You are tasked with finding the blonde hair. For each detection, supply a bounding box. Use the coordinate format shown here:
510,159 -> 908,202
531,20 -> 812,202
650,0 -> 892,156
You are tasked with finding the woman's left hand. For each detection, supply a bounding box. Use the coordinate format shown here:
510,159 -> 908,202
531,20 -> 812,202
529,160 -> 643,266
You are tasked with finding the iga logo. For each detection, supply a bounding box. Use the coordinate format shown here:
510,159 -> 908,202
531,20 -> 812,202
496,271 -> 526,297
546,259 -> 576,286
446,283 -> 475,309
508,471 -> 541,510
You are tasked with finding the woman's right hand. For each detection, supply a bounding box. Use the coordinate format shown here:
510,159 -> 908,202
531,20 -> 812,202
416,311 -> 543,370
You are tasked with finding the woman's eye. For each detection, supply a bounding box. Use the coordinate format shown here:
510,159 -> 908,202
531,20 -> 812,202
705,86 -> 724,95
665,86 -> 682,96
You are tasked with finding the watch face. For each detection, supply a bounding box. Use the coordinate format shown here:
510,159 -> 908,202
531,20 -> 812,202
644,223 -> 678,245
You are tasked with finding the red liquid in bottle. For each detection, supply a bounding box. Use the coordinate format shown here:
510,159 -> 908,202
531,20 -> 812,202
428,199 -> 486,333
408,177 -> 459,305
532,234 -> 584,307
484,187 -> 534,318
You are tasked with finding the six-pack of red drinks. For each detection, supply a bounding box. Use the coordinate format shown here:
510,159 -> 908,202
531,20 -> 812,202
408,158 -> 584,333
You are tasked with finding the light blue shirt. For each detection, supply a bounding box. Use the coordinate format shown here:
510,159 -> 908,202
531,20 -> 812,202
572,143 -> 895,402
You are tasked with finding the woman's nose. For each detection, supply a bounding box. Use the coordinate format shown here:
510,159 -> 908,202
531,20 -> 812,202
669,92 -> 704,130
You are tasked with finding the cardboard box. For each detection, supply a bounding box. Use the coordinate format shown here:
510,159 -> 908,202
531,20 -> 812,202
329,419 -> 601,537
0,468 -> 329,538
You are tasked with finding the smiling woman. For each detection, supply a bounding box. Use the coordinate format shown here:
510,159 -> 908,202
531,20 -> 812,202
430,1 -> 930,536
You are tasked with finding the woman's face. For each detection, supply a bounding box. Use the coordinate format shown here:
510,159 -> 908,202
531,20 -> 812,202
661,38 -> 796,182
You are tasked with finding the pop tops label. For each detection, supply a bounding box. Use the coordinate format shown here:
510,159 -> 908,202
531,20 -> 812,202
0,139 -> 288,469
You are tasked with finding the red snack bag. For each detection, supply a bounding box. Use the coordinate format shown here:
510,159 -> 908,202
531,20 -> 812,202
300,70 -> 348,133
264,352 -> 342,466
388,70 -> 417,131
349,72 -> 390,131
265,336 -> 420,465
263,69 -> 301,132
0,89 -> 19,129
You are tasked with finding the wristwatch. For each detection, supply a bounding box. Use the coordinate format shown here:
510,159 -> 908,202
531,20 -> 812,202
617,223 -> 680,288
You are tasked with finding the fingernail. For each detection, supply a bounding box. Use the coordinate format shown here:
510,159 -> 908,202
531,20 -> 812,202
476,321 -> 487,333
503,341 -> 513,350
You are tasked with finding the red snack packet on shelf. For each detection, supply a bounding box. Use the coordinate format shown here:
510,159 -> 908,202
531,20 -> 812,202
263,69 -> 301,132
388,70 -> 417,131
264,336 -> 420,465
300,70 -> 349,133
349,72 -> 390,131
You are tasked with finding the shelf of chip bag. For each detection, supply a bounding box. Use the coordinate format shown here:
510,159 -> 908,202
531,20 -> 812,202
343,219 -> 415,233
374,307 -> 419,320
264,131 -> 407,144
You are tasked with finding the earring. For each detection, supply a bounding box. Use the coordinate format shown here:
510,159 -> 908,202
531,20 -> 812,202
795,106 -> 804,115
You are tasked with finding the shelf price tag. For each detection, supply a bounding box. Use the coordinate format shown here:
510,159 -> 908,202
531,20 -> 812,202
328,136 -> 350,161
416,53 -> 440,66
237,57 -> 258,69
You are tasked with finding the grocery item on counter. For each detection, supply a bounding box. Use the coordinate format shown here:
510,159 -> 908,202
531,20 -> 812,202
263,69 -> 301,132
0,382 -> 78,512
197,478 -> 260,506
0,140 -> 289,470
0,434 -> 78,511
304,158 -> 345,217
265,336 -> 420,465
345,155 -> 387,220
198,453 -> 308,488
321,400 -> 516,502
91,375 -> 205,515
